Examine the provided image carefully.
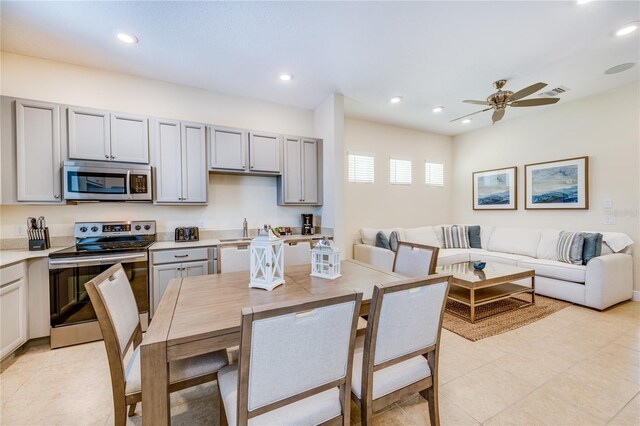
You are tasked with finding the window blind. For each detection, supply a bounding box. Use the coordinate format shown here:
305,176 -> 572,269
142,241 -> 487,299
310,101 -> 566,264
389,158 -> 412,185
425,162 -> 444,186
348,154 -> 374,183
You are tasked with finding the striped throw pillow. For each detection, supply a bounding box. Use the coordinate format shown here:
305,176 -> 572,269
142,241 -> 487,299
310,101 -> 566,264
557,231 -> 585,264
442,225 -> 470,249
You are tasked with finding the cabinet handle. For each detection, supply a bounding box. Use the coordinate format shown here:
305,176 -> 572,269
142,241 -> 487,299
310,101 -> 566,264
105,155 -> 109,159
174,254 -> 189,258
54,194 -> 60,199
111,155 -> 115,159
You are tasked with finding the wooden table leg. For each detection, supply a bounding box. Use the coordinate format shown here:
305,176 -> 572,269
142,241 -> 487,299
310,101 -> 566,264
531,275 -> 536,304
141,341 -> 170,425
470,288 -> 475,323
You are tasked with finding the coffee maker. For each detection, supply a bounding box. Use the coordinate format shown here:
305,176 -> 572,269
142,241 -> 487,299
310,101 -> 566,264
301,214 -> 314,235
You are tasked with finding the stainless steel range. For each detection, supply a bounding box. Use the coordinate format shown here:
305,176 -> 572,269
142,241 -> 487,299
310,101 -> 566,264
48,220 -> 155,348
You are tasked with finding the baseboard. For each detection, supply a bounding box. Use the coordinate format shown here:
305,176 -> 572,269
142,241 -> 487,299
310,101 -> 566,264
633,290 -> 640,302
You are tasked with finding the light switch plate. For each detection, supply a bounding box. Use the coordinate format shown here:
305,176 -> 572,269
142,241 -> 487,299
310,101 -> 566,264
15,225 -> 27,236
603,198 -> 613,209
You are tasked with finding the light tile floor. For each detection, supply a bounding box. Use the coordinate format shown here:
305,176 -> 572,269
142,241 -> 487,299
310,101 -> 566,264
1,301 -> 638,425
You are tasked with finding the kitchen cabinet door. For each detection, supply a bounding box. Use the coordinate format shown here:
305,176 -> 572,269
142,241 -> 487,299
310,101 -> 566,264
67,107 -> 110,161
152,264 -> 181,315
282,136 -> 302,203
219,245 -> 251,273
183,260 -> 209,278
0,278 -> 28,359
110,113 -> 149,164
154,120 -> 183,203
181,123 -> 207,203
301,138 -> 319,204
209,126 -> 246,171
15,100 -> 62,202
249,132 -> 281,173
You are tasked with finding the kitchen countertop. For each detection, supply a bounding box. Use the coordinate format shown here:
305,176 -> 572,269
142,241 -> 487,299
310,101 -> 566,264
149,234 -> 326,251
0,247 -> 67,268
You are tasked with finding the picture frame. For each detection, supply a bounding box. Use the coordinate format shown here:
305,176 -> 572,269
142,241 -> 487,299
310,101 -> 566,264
472,166 -> 517,210
524,156 -> 589,210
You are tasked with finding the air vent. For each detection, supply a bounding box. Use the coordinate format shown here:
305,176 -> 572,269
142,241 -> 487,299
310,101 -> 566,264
539,86 -> 570,97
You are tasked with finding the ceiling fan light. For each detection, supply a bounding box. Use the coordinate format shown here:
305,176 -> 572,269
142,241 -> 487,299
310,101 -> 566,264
462,119 -> 472,124
615,23 -> 638,37
116,32 -> 138,44
576,0 -> 593,5
390,96 -> 403,104
432,106 -> 444,113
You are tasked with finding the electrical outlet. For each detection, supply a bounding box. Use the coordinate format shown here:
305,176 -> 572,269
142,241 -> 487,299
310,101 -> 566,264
15,225 -> 27,236
603,215 -> 616,225
197,221 -> 205,228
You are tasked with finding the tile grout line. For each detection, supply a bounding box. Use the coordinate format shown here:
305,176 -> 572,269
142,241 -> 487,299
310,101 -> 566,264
605,390 -> 640,425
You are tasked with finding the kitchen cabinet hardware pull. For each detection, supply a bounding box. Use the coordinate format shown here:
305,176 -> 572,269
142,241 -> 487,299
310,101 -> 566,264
105,155 -> 109,159
174,254 -> 189,258
111,155 -> 115,159
54,194 -> 60,199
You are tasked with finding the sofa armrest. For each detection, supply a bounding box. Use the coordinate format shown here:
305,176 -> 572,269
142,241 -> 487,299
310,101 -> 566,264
585,253 -> 633,310
353,244 -> 395,271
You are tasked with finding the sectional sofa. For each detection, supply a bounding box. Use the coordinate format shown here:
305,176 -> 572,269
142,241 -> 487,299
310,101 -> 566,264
354,225 -> 634,310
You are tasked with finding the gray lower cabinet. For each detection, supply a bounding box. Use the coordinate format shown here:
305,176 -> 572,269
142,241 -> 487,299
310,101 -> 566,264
0,263 -> 28,359
154,120 -> 207,204
15,100 -> 63,203
67,107 -> 149,164
278,137 -> 321,205
208,126 -> 246,171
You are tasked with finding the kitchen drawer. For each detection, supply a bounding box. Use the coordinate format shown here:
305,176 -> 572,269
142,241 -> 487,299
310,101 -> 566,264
1,262 -> 26,287
284,241 -> 311,267
152,248 -> 208,265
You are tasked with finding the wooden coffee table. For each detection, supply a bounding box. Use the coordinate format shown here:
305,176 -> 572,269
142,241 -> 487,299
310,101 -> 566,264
436,261 -> 535,323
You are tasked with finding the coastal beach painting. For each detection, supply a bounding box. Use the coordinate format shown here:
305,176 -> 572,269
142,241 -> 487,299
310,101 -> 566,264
525,157 -> 589,209
473,167 -> 517,210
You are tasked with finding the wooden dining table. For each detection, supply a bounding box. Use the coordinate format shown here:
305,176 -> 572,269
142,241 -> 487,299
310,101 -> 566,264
140,260 -> 405,425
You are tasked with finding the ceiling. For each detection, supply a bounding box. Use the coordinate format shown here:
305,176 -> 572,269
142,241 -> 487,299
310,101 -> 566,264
1,1 -> 638,136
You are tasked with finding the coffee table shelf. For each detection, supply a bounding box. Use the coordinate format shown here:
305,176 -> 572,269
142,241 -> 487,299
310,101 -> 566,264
448,283 -> 534,307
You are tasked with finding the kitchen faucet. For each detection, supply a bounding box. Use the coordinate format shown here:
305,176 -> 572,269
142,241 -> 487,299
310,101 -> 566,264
243,218 -> 248,238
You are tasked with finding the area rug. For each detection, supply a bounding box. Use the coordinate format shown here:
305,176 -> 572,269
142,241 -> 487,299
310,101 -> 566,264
442,294 -> 571,341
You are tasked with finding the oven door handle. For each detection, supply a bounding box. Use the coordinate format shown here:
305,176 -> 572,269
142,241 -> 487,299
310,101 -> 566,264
49,253 -> 147,269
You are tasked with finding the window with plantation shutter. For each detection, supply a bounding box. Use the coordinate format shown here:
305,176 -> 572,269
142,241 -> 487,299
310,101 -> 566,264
389,158 -> 412,185
425,162 -> 444,186
348,153 -> 374,183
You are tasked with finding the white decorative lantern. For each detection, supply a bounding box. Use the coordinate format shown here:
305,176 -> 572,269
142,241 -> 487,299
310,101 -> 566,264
310,237 -> 341,280
249,225 -> 285,291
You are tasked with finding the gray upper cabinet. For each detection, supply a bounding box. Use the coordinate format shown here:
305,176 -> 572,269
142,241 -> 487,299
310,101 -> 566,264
68,107 -> 110,161
110,113 -> 149,164
15,100 -> 63,203
67,108 -> 149,164
208,126 -> 246,171
153,120 -> 207,204
249,132 -> 281,173
278,137 -> 322,205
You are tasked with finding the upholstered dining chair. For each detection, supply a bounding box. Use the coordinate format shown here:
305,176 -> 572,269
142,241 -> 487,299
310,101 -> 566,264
217,290 -> 363,426
393,241 -> 440,277
351,274 -> 451,426
85,264 -> 229,426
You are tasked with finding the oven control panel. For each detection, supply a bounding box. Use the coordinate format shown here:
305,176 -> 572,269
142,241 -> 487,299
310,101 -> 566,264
74,221 -> 156,238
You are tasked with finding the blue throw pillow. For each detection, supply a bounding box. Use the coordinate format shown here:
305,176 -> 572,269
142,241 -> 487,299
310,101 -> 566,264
375,231 -> 391,250
468,225 -> 481,248
389,231 -> 400,252
582,233 -> 603,265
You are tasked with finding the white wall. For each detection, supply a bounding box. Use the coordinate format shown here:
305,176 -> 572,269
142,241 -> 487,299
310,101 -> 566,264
344,118 -> 453,257
452,83 -> 640,291
0,52 -> 323,238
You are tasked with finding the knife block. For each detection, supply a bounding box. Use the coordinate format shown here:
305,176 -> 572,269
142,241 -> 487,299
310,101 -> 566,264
28,227 -> 51,251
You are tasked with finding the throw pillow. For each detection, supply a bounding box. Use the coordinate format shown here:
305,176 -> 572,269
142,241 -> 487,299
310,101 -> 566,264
442,225 -> 470,249
375,231 -> 391,250
557,231 -> 585,265
389,230 -> 400,252
468,225 -> 481,249
582,233 -> 603,265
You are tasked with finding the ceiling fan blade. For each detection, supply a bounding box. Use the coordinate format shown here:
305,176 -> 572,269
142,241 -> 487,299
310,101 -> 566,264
463,100 -> 490,105
450,107 -> 492,122
508,82 -> 548,101
510,98 -> 560,107
492,109 -> 505,123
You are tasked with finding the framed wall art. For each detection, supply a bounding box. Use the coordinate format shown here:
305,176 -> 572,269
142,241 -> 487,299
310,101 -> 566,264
525,156 -> 589,210
472,166 -> 517,210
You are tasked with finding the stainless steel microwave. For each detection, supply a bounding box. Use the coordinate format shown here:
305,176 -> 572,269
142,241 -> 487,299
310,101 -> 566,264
63,160 -> 152,201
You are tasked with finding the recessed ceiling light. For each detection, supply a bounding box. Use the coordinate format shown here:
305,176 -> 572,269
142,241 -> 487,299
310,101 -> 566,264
576,0 -> 593,5
390,96 -> 403,104
432,106 -> 444,113
604,63 -> 636,75
116,32 -> 138,44
616,23 -> 639,37
279,73 -> 293,81
462,119 -> 472,124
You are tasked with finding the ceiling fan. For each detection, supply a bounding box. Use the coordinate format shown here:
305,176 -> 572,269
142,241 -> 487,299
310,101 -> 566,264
451,80 -> 560,124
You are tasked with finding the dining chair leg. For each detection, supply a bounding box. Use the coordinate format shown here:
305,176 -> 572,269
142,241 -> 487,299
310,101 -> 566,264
114,396 -> 127,426
128,403 -> 137,417
219,390 -> 228,426
421,386 -> 440,426
361,400 -> 373,426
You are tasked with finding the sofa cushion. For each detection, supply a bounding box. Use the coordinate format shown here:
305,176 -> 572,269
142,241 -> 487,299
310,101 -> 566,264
488,227 -> 541,258
375,232 -> 391,250
582,233 -> 603,265
403,226 -> 441,248
557,231 -> 584,265
360,228 -> 404,246
481,225 -> 494,249
437,249 -> 471,266
468,225 -> 481,249
517,258 -> 586,283
467,249 -> 532,266
537,229 -> 561,260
